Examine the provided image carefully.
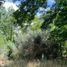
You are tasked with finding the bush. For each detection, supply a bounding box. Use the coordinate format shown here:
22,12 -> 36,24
6,40 -> 18,60
0,33 -> 18,60
14,29 -> 61,60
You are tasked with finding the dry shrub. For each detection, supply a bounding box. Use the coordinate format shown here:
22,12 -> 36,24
15,29 -> 59,60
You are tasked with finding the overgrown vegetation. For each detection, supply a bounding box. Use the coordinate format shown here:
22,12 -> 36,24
0,0 -> 67,66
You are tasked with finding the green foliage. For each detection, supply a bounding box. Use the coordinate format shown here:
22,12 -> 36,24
15,29 -> 49,59
0,6 -> 17,59
13,29 -> 61,60
0,34 -> 6,48
31,16 -> 44,30
0,6 -> 15,40
40,0 -> 67,57
0,0 -> 67,61
13,0 -> 46,27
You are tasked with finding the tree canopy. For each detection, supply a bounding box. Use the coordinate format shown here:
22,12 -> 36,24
0,0 -> 67,60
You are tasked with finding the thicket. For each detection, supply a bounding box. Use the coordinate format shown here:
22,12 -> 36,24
0,0 -> 67,60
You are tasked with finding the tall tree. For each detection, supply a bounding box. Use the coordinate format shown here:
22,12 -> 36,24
14,0 -> 46,26
41,0 -> 67,57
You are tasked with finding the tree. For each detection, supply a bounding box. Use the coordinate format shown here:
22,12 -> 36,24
14,0 -> 46,27
0,6 -> 15,41
41,0 -> 67,57
0,6 -> 18,59
13,0 -> 67,58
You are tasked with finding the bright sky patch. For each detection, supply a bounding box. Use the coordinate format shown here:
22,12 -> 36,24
3,2 -> 18,10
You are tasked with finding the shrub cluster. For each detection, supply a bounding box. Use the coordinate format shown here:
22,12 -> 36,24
14,29 -> 61,60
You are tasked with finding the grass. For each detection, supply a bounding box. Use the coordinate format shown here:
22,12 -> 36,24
3,59 -> 67,67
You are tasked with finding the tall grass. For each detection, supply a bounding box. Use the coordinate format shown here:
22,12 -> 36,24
3,59 -> 67,67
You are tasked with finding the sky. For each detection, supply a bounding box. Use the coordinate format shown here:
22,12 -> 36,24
3,0 -> 55,11
3,2 -> 18,10
4,0 -> 55,7
47,0 -> 55,7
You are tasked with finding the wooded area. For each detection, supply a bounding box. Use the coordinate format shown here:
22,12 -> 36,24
0,0 -> 67,67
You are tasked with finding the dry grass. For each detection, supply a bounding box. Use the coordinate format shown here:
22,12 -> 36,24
1,59 -> 67,67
